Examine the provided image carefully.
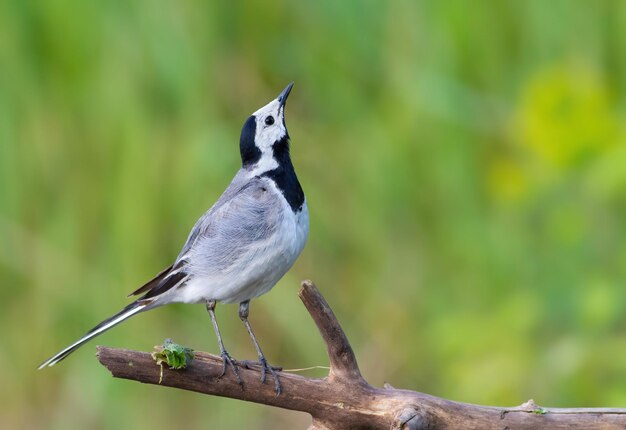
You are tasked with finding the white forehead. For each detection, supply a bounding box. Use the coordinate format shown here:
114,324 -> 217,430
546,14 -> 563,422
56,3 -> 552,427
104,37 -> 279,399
253,98 -> 281,117
252,98 -> 287,151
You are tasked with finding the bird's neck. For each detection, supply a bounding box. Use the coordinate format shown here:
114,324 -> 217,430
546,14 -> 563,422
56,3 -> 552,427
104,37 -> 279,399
258,137 -> 305,212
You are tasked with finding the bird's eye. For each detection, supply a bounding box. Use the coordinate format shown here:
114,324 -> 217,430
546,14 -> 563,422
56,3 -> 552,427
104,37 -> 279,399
265,116 -> 275,126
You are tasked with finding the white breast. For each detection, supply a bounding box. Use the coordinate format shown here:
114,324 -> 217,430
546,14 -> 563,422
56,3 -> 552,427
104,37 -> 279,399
225,191 -> 309,303
174,186 -> 309,305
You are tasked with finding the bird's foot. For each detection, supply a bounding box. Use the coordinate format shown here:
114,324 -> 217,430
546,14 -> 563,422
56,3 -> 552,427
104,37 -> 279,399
219,350 -> 243,389
238,358 -> 282,395
238,359 -> 283,372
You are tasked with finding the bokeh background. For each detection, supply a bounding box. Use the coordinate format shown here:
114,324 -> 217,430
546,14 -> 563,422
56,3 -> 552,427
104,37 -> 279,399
2,1 -> 626,428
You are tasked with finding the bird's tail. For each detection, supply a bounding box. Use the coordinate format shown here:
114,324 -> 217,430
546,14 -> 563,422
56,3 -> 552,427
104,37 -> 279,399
38,301 -> 148,369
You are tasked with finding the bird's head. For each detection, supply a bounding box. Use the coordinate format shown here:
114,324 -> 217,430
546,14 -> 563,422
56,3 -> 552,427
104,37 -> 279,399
239,82 -> 293,172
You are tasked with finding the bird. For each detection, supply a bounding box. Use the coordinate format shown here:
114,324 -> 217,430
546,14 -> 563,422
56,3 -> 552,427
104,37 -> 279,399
39,82 -> 309,394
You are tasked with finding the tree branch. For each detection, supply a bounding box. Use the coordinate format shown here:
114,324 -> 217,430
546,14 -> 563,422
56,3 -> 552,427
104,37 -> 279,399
97,280 -> 626,429
298,280 -> 364,383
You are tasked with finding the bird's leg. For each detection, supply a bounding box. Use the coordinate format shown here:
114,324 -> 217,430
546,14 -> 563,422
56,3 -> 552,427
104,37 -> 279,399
206,300 -> 243,388
238,300 -> 282,395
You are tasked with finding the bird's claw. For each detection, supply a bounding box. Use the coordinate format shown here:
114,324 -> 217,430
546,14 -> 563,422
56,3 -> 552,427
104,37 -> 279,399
238,359 -> 283,373
219,351 -> 243,389
238,358 -> 282,395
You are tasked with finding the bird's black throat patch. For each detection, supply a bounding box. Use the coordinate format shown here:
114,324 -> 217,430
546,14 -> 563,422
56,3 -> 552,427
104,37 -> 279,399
240,115 -> 261,167
261,136 -> 305,212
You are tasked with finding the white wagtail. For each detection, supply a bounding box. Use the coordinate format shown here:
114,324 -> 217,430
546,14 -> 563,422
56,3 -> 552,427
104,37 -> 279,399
39,83 -> 309,394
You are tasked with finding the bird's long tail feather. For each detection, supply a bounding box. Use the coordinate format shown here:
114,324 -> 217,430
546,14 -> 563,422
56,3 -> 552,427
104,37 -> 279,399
38,301 -> 147,369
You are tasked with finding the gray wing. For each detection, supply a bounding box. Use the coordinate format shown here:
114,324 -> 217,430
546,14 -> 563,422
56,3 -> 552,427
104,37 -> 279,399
177,170 -> 282,276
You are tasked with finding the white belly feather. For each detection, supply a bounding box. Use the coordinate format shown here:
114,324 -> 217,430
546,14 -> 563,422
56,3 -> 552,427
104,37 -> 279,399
175,196 -> 309,305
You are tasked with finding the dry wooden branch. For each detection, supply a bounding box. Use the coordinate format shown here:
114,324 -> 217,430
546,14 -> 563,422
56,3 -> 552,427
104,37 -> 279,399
97,280 -> 626,429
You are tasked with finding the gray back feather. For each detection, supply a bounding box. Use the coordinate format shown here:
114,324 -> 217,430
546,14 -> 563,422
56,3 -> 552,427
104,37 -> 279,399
177,169 -> 282,275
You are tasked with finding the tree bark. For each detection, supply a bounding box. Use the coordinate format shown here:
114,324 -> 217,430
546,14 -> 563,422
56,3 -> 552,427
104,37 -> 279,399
97,280 -> 626,429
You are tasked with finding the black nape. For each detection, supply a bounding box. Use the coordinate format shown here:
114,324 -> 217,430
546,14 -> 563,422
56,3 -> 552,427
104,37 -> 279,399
240,116 -> 261,167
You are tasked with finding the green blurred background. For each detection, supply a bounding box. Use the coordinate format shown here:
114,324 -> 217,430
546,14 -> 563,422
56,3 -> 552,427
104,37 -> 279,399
2,0 -> 626,428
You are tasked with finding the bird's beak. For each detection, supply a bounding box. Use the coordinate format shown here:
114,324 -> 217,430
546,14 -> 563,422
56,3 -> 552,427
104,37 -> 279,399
277,82 -> 294,108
